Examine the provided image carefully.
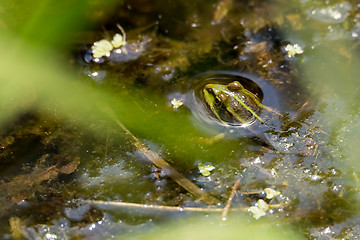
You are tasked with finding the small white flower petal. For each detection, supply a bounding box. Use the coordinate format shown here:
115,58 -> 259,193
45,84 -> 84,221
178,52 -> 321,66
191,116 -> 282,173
92,39 -> 113,58
171,99 -> 184,109
264,188 -> 281,199
111,33 -> 127,48
249,206 -> 266,220
285,43 -> 303,57
198,163 -> 215,176
257,199 -> 269,211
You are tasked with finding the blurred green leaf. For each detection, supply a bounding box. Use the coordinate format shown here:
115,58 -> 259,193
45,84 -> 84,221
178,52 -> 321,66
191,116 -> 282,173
305,43 -> 360,171
122,216 -> 303,240
0,30 -> 231,164
1,0 -> 121,46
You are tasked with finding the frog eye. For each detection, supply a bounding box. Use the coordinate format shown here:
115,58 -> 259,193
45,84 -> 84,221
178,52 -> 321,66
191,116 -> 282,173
205,86 -> 214,94
227,81 -> 243,91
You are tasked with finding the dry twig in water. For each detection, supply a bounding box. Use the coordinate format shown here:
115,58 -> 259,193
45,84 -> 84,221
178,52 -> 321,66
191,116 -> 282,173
221,177 -> 241,220
81,199 -> 284,214
101,105 -> 220,205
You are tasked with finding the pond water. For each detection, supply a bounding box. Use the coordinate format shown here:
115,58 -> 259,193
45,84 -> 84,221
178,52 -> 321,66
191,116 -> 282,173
1,0 -> 360,239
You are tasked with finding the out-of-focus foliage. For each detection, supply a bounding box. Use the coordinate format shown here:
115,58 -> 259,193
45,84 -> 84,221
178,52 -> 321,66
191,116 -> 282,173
0,0 -> 123,130
123,216 -> 303,240
0,29 -> 200,160
270,1 -> 360,169
270,1 -> 360,213
303,42 -> 360,169
0,0 -> 123,46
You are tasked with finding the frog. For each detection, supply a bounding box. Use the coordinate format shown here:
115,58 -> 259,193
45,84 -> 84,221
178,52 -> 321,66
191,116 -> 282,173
202,81 -> 265,127
199,78 -> 321,156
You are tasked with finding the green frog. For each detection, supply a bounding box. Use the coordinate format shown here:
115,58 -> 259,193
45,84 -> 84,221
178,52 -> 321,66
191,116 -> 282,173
201,79 -> 319,156
202,81 -> 264,126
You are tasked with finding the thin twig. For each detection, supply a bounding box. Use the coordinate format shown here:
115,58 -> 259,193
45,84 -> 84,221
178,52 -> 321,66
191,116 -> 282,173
116,24 -> 126,41
100,105 -> 220,205
282,101 -> 310,130
262,105 -> 283,117
83,199 -> 231,213
291,101 -> 310,122
221,177 -> 241,220
238,190 -> 263,195
81,199 -> 285,213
